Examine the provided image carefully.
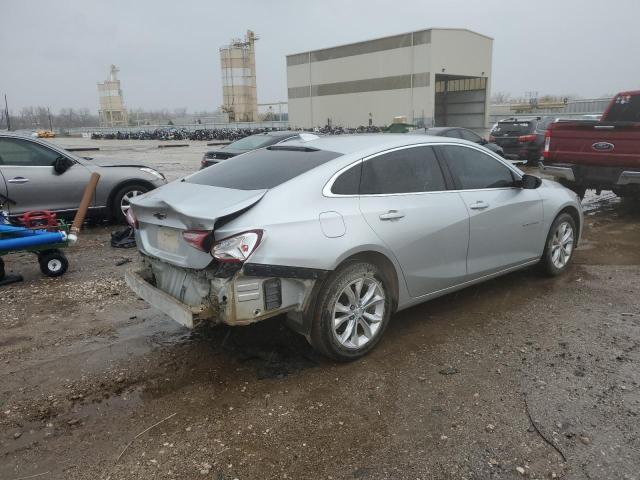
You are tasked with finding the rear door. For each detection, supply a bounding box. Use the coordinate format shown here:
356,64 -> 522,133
0,137 -> 92,215
358,145 -> 470,297
436,144 -> 544,278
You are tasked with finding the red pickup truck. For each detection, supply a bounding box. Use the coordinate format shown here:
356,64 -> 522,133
541,91 -> 640,199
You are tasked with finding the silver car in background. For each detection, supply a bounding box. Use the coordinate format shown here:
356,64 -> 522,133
0,133 -> 167,222
125,135 -> 582,361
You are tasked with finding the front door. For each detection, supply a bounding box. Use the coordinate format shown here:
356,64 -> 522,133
0,137 -> 92,216
435,144 -> 544,278
357,145 -> 470,298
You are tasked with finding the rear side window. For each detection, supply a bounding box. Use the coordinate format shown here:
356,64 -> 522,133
535,117 -> 556,132
187,147 -> 342,190
360,146 -> 446,195
491,121 -> 534,136
436,145 -> 514,190
331,162 -> 362,195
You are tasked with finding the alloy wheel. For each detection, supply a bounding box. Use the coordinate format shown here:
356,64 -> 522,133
120,190 -> 143,216
551,221 -> 574,269
332,277 -> 385,349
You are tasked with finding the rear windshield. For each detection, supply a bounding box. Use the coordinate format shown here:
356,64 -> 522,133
186,147 -> 342,190
606,94 -> 640,122
491,121 -> 534,135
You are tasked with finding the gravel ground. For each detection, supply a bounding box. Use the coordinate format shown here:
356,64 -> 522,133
0,140 -> 639,480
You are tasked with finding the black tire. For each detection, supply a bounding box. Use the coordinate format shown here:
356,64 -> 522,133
539,213 -> 577,277
0,257 -> 5,281
111,183 -> 150,223
38,250 -> 69,277
309,261 -> 393,362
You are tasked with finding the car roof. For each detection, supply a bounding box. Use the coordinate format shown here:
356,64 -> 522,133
285,133 -> 471,155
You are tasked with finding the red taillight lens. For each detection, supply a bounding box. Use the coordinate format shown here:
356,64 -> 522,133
211,230 -> 263,263
518,134 -> 537,143
489,135 -> 496,142
543,130 -> 551,159
182,230 -> 211,251
125,209 -> 138,229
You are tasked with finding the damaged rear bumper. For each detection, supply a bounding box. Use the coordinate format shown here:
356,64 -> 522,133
125,255 -> 324,329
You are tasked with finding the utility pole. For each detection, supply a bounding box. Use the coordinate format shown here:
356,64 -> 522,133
47,107 -> 53,131
4,94 -> 11,131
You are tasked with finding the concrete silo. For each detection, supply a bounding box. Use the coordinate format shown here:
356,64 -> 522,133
220,30 -> 258,123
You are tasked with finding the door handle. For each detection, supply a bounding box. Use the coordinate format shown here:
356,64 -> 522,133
379,210 -> 405,221
8,177 -> 29,184
469,201 -> 489,210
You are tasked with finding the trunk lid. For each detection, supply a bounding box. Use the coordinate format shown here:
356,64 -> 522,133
491,121 -> 535,147
130,181 -> 266,269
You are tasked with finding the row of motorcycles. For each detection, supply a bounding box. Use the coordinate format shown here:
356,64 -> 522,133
90,128 -> 282,141
89,125 -> 385,142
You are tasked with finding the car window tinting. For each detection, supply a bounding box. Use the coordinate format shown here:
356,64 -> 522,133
444,129 -> 463,139
331,162 -> 362,195
186,148 -> 342,190
360,146 -> 446,195
0,138 -> 61,166
437,145 -> 514,190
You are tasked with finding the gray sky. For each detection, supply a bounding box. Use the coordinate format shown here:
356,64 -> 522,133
2,0 -> 639,112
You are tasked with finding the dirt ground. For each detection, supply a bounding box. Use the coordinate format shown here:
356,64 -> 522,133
1,140 -> 639,480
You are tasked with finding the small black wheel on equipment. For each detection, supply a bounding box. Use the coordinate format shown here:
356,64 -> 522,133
38,249 -> 69,277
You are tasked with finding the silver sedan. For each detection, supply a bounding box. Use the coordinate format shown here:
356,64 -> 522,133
0,133 -> 167,222
125,134 -> 582,361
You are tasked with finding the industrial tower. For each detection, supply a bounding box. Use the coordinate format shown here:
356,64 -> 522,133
97,65 -> 129,127
220,30 -> 258,122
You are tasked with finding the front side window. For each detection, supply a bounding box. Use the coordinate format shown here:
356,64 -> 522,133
436,145 -> 515,190
360,146 -> 446,195
0,138 -> 61,166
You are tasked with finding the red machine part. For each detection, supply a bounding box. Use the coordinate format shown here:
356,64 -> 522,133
19,210 -> 58,230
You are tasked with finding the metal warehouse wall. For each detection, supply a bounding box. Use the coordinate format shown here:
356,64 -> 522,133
286,28 -> 492,129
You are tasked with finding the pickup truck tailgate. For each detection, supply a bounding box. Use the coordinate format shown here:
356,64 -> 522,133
546,122 -> 640,168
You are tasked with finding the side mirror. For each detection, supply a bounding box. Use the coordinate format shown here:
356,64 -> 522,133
519,174 -> 542,189
53,156 -> 74,175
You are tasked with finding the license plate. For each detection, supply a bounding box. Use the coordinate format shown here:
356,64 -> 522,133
156,227 -> 180,253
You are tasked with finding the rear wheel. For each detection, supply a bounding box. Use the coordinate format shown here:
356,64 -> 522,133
38,250 -> 69,277
309,262 -> 392,361
112,183 -> 149,223
540,213 -> 576,276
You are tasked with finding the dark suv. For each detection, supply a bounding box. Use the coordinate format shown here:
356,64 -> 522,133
490,116 -> 556,165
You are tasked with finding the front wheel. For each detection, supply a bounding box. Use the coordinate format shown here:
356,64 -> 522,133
540,213 -> 577,276
111,183 -> 150,223
309,261 -> 392,361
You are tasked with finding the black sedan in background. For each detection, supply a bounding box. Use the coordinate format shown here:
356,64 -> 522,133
410,127 -> 505,157
201,131 -> 318,169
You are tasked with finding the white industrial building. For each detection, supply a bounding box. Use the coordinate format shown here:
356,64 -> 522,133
286,28 -> 492,129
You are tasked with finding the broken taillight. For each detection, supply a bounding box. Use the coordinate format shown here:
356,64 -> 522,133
182,230 -> 211,251
211,230 -> 263,263
125,209 -> 138,229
